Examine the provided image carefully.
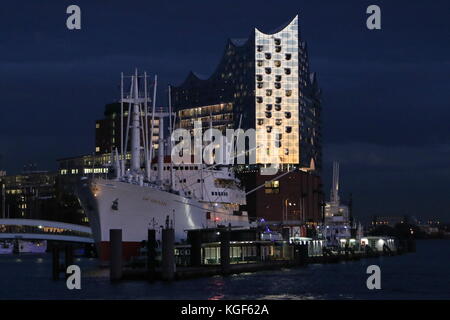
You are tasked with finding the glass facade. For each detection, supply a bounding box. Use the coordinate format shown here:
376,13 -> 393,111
171,15 -> 322,171
255,16 -> 300,164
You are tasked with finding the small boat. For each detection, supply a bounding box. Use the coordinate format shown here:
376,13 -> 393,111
0,241 -> 13,254
16,240 -> 47,253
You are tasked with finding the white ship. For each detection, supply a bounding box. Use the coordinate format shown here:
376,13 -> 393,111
77,71 -> 251,261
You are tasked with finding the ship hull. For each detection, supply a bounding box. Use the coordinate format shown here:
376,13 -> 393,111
77,178 -> 249,261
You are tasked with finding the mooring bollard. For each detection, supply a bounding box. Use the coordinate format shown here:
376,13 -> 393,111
220,231 -> 230,275
110,229 -> 123,281
162,228 -> 175,281
300,243 -> 308,265
256,242 -> 262,262
52,246 -> 60,280
189,230 -> 202,267
147,229 -> 157,282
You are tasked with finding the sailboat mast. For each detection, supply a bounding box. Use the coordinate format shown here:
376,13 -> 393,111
130,70 -> 141,173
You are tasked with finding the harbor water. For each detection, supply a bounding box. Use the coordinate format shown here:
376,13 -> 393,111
0,240 -> 448,300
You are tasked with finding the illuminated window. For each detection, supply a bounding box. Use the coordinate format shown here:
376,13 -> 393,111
265,180 -> 280,194
95,147 -> 100,152
275,134 -> 282,148
96,123 -> 100,129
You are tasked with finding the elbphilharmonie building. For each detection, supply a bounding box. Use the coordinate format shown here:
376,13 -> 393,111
172,15 -> 322,172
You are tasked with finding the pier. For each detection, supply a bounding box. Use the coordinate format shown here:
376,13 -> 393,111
103,228 -> 415,282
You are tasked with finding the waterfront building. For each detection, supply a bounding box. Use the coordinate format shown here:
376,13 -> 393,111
0,166 -> 88,225
95,102 -> 162,155
0,169 -> 56,220
238,168 -> 323,235
172,15 -> 321,171
171,15 -> 323,224
0,168 -> 86,224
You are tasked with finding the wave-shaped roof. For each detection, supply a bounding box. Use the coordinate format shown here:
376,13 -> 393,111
175,15 -> 299,87
255,15 -> 298,35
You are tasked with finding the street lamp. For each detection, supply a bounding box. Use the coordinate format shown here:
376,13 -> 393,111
283,198 -> 294,223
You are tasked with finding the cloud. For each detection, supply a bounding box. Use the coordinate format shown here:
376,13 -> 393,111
324,142 -> 450,171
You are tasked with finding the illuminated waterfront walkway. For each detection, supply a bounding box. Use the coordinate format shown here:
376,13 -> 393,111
0,218 -> 93,243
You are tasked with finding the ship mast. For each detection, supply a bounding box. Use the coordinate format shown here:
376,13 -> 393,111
331,161 -> 340,205
120,70 -> 151,180
118,70 -> 173,185
130,70 -> 141,173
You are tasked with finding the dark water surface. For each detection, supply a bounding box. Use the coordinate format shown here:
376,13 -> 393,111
0,240 -> 449,300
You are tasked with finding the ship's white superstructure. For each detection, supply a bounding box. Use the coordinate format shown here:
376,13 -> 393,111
77,71 -> 251,260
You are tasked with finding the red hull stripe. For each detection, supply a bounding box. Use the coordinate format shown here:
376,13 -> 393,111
99,241 -> 142,261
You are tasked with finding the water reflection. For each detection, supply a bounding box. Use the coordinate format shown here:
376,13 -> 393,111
208,278 -> 225,300
0,241 -> 448,300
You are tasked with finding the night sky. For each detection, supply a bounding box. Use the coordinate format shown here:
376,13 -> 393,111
0,0 -> 449,222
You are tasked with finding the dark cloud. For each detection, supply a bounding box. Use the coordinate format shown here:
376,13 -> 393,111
0,0 -> 449,221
